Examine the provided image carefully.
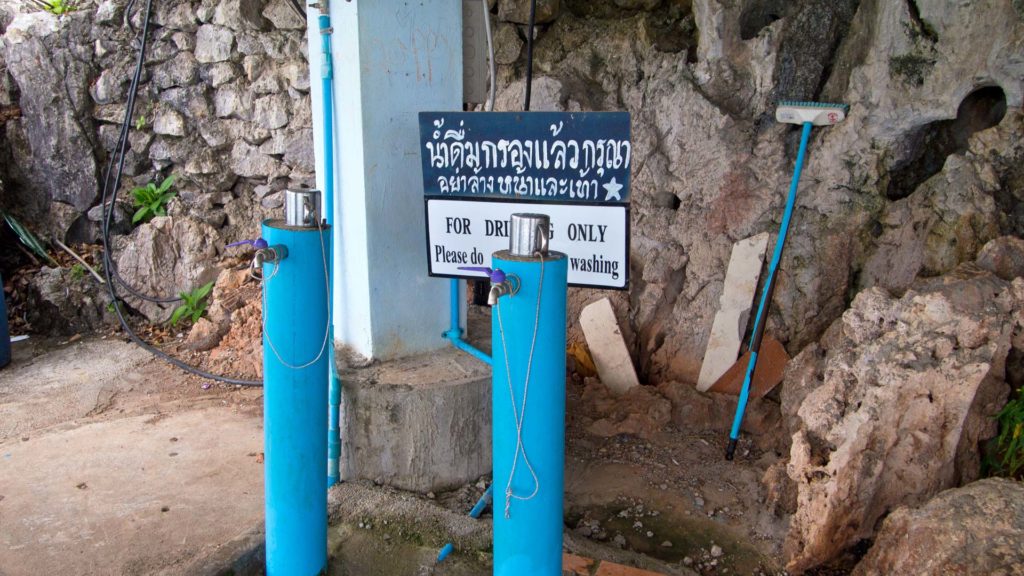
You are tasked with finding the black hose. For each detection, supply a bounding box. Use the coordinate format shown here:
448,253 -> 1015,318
523,0 -> 536,111
100,0 -> 262,387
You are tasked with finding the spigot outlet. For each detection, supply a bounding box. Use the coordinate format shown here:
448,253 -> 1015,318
254,245 -> 289,268
487,282 -> 512,306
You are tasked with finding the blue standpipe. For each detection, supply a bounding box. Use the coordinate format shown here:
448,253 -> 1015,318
262,219 -> 331,575
726,121 -> 813,460
444,278 -> 492,365
316,2 -> 342,488
491,248 -> 568,576
0,271 -> 10,369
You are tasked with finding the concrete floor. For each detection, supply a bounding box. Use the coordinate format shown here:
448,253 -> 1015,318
0,336 -> 264,576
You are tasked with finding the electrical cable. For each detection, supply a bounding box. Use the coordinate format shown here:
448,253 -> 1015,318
481,0 -> 495,112
100,0 -> 262,386
523,0 -> 536,111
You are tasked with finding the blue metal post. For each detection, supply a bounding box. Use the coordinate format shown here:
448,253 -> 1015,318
262,220 -> 331,575
491,250 -> 567,576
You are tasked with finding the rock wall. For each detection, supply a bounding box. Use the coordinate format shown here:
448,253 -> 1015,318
489,0 -> 1024,385
777,248 -> 1024,572
852,478 -> 1024,576
1,0 -> 1023,367
0,0 -> 310,317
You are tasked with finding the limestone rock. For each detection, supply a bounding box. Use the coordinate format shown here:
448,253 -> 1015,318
262,0 -> 304,30
230,140 -> 282,178
195,25 -> 234,63
976,236 -> 1024,282
860,155 -> 1001,295
2,12 -> 98,211
185,317 -> 225,351
152,51 -> 200,89
153,108 -> 186,136
852,478 -> 1024,576
499,0 -> 560,24
112,216 -> 222,322
492,23 -> 523,65
26,267 -> 116,334
253,93 -> 288,129
212,0 -> 269,31
782,267 -> 1018,573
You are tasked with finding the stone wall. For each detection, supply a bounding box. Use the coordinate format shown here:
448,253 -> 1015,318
487,0 -> 1024,385
1,0 -> 1023,381
0,0 -> 310,249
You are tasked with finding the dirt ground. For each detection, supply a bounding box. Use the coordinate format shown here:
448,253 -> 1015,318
0,302 -> 831,576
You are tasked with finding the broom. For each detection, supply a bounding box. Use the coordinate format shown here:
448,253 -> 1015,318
725,101 -> 849,460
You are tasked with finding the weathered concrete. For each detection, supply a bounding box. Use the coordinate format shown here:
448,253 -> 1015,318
0,408 -> 263,576
0,337 -> 264,576
339,346 -> 492,493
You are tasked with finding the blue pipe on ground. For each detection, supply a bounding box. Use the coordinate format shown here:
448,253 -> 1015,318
262,219 -> 331,575
444,278 -> 492,365
491,250 -> 567,576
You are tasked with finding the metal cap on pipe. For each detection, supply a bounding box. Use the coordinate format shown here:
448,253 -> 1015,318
284,189 -> 322,227
509,213 -> 550,257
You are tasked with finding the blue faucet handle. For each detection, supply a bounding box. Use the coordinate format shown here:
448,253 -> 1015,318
227,238 -> 269,250
458,266 -> 506,284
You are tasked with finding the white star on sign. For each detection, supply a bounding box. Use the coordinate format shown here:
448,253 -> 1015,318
602,177 -> 624,201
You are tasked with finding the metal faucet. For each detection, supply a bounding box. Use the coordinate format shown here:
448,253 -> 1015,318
459,266 -> 518,305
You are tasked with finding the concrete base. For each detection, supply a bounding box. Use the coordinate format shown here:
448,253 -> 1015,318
340,346 -> 491,493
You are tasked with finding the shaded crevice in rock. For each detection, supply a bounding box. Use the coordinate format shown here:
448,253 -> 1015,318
638,265 -> 686,381
773,0 -> 861,104
904,0 -> 938,44
886,86 -> 1008,201
738,0 -> 789,41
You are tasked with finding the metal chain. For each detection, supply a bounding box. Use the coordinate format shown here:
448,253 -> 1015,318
260,218 -> 332,371
496,252 -> 545,519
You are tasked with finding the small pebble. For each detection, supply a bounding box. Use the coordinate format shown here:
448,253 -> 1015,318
645,530 -> 654,538
633,521 -> 643,529
613,534 -> 626,548
426,492 -> 435,499
660,540 -> 673,548
711,544 -> 723,557
683,556 -> 693,566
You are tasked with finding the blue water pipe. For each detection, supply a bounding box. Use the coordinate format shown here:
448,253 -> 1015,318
436,484 -> 494,563
444,278 -> 492,365
315,0 -> 342,488
491,248 -> 568,576
261,220 -> 331,575
726,121 -> 813,459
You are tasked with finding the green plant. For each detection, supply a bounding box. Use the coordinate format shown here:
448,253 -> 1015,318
169,281 -> 214,327
69,263 -> 86,282
26,0 -> 80,15
1,210 -> 58,265
994,389 -> 1024,478
131,175 -> 177,224
135,115 -> 146,130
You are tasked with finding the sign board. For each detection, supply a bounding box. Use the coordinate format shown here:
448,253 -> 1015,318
419,111 -> 631,289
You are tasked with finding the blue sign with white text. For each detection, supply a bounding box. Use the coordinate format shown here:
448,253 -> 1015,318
418,112 -> 631,204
